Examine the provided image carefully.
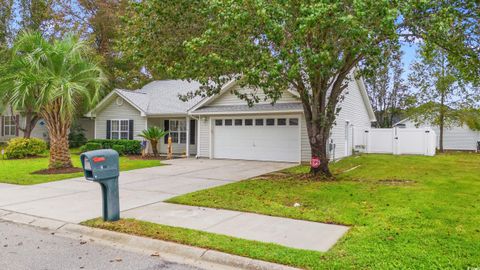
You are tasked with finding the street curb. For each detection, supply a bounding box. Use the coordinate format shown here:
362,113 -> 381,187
0,210 -> 300,270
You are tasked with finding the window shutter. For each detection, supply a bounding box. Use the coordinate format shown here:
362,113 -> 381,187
15,115 -> 19,136
106,120 -> 111,139
190,119 -> 196,145
129,120 -> 134,140
0,116 -> 3,137
164,120 -> 169,144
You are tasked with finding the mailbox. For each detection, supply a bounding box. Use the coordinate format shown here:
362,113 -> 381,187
80,149 -> 120,221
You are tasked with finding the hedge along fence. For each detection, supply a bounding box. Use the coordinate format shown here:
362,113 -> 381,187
80,139 -> 142,155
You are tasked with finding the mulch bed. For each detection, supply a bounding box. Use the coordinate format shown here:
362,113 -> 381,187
32,167 -> 83,175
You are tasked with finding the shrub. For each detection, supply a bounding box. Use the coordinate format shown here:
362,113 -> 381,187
88,139 -> 141,155
5,138 -> 47,159
111,144 -> 126,156
80,142 -> 102,153
68,124 -> 88,148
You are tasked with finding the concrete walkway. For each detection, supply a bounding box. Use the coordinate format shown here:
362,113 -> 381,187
123,202 -> 348,252
0,159 -> 349,252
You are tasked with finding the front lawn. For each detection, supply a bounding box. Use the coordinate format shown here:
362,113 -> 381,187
161,153 -> 480,269
0,152 -> 162,185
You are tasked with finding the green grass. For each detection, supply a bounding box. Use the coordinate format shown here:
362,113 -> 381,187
82,218 -> 323,267
0,151 -> 162,185
161,153 -> 480,269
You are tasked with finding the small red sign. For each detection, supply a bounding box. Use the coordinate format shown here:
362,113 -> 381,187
92,157 -> 106,163
311,156 -> 321,168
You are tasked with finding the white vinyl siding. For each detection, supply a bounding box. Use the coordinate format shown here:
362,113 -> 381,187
198,118 -> 210,157
95,95 -> 146,140
210,85 -> 300,106
328,76 -> 372,160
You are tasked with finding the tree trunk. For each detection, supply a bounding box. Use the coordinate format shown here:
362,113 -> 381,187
306,119 -> 332,178
439,92 -> 446,153
42,100 -> 73,169
151,140 -> 158,157
49,131 -> 73,168
22,114 -> 39,139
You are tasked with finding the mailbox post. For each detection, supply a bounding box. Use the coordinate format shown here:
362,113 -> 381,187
80,149 -> 120,221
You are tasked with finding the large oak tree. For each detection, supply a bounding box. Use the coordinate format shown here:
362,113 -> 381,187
123,0 -> 479,177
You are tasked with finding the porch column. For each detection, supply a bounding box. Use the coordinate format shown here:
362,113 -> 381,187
186,116 -> 190,157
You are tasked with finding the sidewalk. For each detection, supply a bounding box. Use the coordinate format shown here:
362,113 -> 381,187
123,202 -> 348,252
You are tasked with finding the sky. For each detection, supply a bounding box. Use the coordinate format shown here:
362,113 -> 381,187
400,42 -> 419,81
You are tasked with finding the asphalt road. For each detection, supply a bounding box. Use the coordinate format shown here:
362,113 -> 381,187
0,220 -> 204,270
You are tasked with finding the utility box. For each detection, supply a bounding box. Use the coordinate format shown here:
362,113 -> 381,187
80,149 -> 120,221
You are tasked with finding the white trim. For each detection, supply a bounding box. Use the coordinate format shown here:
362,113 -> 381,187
208,117 -> 213,159
190,109 -> 303,116
186,116 -> 190,157
94,118 -> 97,139
85,90 -> 147,117
188,78 -> 239,113
109,119 -> 130,140
354,72 -> 377,122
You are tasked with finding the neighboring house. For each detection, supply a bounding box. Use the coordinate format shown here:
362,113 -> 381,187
0,105 -> 94,143
86,75 -> 376,163
394,118 -> 480,151
0,106 -> 49,143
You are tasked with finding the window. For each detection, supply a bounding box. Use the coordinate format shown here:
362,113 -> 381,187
277,118 -> 286,126
266,118 -> 275,126
3,116 -> 16,136
215,119 -> 223,126
169,120 -> 187,143
255,119 -> 264,126
245,119 -> 253,126
225,119 -> 233,126
234,119 -> 243,126
289,118 -> 299,126
111,120 -> 129,139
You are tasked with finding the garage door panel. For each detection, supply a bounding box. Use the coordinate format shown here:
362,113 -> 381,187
213,116 -> 300,162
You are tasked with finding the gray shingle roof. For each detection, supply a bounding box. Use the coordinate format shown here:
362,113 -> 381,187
191,103 -> 303,114
116,80 -> 204,115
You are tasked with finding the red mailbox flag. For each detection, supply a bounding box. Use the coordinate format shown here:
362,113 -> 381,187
93,157 -> 106,163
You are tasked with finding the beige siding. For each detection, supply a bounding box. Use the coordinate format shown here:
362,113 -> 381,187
95,95 -> 146,140
147,117 -> 197,155
210,85 -> 300,106
77,118 -> 95,140
300,115 -> 311,162
198,117 -> 211,157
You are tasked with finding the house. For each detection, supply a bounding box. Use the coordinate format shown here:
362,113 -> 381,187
394,118 -> 480,151
0,105 -> 49,143
0,105 -> 95,143
86,74 -> 376,163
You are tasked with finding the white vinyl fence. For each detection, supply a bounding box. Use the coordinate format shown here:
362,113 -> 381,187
354,127 -> 436,156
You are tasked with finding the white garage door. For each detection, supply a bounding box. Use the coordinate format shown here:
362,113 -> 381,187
213,116 -> 300,162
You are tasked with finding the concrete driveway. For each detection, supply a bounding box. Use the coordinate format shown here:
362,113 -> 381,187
0,159 -> 293,223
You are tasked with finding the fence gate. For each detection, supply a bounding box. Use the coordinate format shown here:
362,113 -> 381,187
359,127 -> 436,156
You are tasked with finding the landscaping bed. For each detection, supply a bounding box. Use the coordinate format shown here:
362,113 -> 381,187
86,153 -> 480,269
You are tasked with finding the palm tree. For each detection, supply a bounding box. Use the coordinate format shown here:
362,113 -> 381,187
0,33 -> 46,138
138,126 -> 168,157
1,32 -> 106,168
